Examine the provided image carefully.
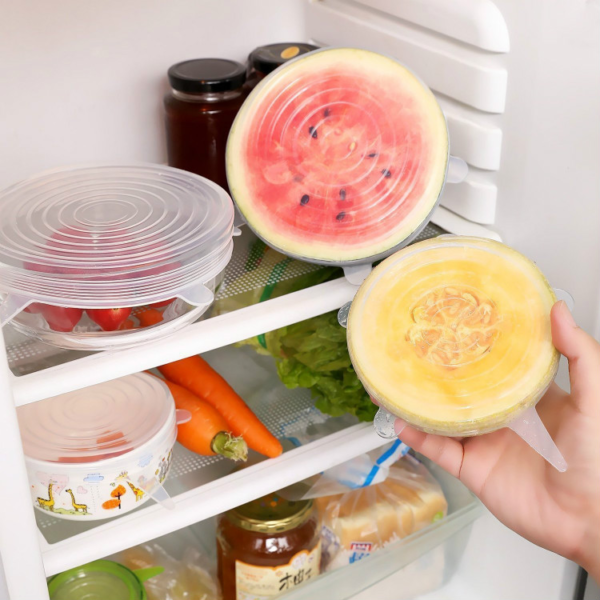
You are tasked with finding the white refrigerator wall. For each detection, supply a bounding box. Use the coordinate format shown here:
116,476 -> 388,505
0,0 -> 304,186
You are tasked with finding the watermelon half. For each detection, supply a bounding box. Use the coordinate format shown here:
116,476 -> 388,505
226,47 -> 449,264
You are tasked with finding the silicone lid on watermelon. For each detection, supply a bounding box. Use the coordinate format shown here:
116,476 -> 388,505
227,47 -> 451,266
0,164 -> 235,324
346,236 -> 560,437
18,373 -> 174,463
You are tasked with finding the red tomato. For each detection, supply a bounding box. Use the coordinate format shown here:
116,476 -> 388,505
87,307 -> 132,331
39,305 -> 84,332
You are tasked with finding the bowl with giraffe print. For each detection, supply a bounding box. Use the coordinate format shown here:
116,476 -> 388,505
17,372 -> 178,521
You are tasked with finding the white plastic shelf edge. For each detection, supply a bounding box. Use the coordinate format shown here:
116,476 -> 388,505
352,0 -> 510,53
12,277 -> 358,406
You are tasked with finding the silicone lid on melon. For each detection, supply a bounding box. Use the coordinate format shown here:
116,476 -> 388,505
226,48 -> 448,264
347,236 -> 559,436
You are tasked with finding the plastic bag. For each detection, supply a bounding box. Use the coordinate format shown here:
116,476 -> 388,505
118,542 -> 221,600
282,445 -> 448,572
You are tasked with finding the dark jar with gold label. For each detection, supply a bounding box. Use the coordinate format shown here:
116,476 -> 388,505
217,493 -> 321,600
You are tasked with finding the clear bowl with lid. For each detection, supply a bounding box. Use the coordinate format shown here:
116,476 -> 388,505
0,163 -> 236,350
346,236 -> 560,437
18,372 -> 180,520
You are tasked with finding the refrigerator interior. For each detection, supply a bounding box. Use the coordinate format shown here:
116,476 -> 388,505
1,1 -> 598,599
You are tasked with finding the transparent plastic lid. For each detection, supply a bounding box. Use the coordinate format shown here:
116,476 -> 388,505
0,164 -> 235,309
226,47 -> 453,266
18,373 -> 175,463
347,236 -> 560,436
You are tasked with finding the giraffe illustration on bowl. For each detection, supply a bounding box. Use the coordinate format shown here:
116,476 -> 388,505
127,481 -> 145,502
65,489 -> 88,514
36,482 -> 55,512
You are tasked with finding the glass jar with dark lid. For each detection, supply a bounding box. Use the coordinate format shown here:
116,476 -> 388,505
164,58 -> 247,193
217,493 -> 321,600
246,43 -> 319,89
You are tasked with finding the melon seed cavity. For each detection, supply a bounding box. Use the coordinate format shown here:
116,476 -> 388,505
336,212 -> 346,221
300,194 -> 310,206
339,189 -> 346,200
382,169 -> 392,178
324,108 -> 331,117
367,152 -> 378,158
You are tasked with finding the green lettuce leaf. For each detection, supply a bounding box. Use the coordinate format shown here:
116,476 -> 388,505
256,312 -> 376,422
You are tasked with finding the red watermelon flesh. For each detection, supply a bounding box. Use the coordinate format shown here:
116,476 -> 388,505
227,48 -> 448,263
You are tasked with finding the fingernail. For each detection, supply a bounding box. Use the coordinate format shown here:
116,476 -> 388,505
394,418 -> 407,436
559,300 -> 576,327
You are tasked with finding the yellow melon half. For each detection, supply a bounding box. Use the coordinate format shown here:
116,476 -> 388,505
347,236 -> 559,436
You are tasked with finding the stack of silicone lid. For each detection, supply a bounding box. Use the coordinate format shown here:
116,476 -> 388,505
18,373 -> 174,464
0,164 -> 235,324
226,47 -> 468,282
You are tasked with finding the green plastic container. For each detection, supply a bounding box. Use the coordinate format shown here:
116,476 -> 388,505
47,560 -> 163,600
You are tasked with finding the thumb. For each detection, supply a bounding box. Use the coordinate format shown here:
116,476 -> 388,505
551,300 -> 600,406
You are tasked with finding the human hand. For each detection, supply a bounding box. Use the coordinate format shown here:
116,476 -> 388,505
394,301 -> 600,581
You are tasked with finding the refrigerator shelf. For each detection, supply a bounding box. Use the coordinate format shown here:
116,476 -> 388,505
34,343 -> 390,577
5,224 -> 443,407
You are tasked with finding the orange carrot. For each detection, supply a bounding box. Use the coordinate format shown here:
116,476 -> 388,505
158,356 -> 283,459
137,310 -> 283,459
159,377 -> 247,461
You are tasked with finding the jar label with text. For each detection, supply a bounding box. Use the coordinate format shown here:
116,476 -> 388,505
235,542 -> 321,600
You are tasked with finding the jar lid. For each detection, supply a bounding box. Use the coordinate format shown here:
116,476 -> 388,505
0,164 -> 234,310
48,560 -> 147,600
249,43 -> 319,76
168,59 -> 246,93
226,493 -> 313,533
18,373 -> 175,463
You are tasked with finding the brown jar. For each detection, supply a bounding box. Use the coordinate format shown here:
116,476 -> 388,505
164,59 -> 247,193
217,493 -> 321,600
246,43 -> 319,90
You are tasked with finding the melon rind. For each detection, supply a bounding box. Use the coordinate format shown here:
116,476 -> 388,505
347,236 -> 560,437
226,47 -> 449,265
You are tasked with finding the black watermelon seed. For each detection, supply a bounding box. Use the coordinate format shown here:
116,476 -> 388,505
300,194 -> 310,206
382,169 -> 392,178
308,126 -> 318,139
336,211 -> 346,221
324,108 -> 331,117
339,189 -> 346,200
367,152 -> 378,158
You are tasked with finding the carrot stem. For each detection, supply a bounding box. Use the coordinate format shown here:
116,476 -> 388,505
211,432 -> 248,462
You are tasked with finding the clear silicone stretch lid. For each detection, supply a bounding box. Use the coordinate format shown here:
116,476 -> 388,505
0,164 -> 235,323
226,47 -> 467,273
346,236 -> 560,438
17,373 -> 175,463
